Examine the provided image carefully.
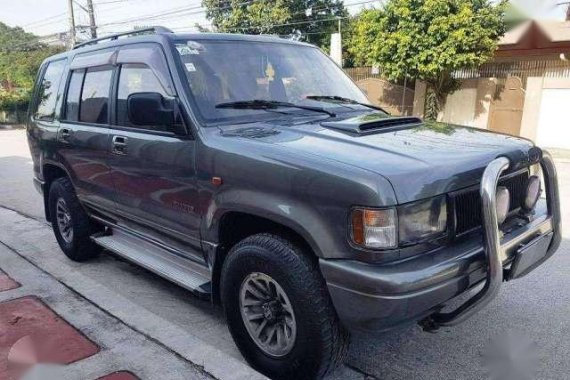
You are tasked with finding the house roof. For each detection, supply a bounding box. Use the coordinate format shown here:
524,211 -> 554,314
538,21 -> 570,43
497,20 -> 570,57
499,20 -> 570,45
499,21 -> 533,46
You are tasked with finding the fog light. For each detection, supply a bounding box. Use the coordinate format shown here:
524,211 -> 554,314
495,186 -> 510,225
523,175 -> 541,211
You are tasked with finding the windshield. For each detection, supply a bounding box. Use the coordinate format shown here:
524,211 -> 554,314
174,39 -> 370,123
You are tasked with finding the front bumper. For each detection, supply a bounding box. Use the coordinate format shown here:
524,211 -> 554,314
321,152 -> 561,332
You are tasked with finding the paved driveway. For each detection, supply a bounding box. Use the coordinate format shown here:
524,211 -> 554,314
1,128 -> 569,379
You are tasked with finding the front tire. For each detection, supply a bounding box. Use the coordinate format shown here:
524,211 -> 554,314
48,177 -> 101,262
221,233 -> 349,380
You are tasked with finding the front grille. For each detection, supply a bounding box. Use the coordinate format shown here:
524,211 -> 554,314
454,170 -> 529,235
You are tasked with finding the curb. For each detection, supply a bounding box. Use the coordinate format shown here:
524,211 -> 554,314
0,207 -> 267,380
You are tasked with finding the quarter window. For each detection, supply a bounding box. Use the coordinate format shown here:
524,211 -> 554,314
80,67 -> 113,124
34,60 -> 66,121
117,64 -> 168,129
64,70 -> 84,122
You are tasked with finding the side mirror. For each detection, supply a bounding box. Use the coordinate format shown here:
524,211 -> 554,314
127,92 -> 186,135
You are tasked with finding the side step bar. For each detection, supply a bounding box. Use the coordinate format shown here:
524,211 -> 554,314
92,229 -> 212,298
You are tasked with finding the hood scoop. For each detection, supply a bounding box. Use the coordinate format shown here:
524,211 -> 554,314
322,115 -> 423,135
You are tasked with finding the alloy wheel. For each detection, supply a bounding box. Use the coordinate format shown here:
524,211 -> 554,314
239,272 -> 297,357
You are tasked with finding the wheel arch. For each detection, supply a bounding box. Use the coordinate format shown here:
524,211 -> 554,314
42,162 -> 72,222
210,210 -> 319,305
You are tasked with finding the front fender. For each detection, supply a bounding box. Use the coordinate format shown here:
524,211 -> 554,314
203,188 -> 329,257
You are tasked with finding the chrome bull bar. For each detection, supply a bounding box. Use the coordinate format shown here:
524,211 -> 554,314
421,151 -> 562,331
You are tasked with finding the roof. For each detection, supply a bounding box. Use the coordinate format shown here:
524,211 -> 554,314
537,21 -> 570,43
170,32 -> 312,46
499,21 -> 533,46
43,29 -> 313,64
499,20 -> 570,46
497,20 -> 570,58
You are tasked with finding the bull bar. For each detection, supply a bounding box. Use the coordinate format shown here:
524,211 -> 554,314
421,151 -> 562,331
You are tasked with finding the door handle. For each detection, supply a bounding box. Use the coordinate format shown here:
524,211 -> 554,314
59,128 -> 72,142
112,135 -> 128,155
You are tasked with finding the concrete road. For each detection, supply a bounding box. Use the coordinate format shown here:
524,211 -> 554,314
1,128 -> 569,379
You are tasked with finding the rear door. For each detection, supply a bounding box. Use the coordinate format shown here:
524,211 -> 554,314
57,49 -> 117,214
107,44 -> 202,256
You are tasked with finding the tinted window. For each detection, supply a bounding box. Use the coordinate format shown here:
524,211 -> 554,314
35,60 -> 66,120
80,68 -> 112,124
64,70 -> 84,122
117,64 -> 168,129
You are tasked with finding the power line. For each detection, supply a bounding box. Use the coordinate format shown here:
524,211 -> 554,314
21,0 -> 149,32
9,0 -> 382,51
22,12 -> 68,28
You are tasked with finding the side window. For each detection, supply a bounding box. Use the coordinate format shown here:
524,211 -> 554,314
64,70 -> 85,122
34,60 -> 66,121
80,67 -> 113,124
117,64 -> 168,129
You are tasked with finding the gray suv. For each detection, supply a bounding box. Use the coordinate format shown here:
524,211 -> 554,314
27,27 -> 561,379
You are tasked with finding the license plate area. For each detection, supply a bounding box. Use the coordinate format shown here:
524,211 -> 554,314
509,232 -> 553,280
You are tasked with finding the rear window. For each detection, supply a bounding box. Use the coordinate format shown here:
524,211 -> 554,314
34,60 -> 66,121
64,70 -> 84,122
80,67 -> 113,124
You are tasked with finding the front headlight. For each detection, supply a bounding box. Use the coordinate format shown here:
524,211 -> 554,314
350,195 -> 447,249
398,195 -> 447,245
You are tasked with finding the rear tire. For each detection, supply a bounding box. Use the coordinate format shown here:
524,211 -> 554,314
221,233 -> 349,380
48,177 -> 101,262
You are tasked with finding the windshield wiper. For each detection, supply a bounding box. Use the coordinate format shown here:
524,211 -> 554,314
305,95 -> 389,114
215,99 -> 336,117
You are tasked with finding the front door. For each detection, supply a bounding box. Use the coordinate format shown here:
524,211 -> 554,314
107,45 -> 202,256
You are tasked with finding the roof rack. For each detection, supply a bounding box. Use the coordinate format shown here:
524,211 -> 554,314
73,26 -> 173,50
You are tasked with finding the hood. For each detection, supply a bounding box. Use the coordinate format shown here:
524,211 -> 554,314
218,113 -> 537,204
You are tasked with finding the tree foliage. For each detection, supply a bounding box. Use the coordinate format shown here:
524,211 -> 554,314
202,0 -> 347,47
350,0 -> 507,119
0,22 -> 63,118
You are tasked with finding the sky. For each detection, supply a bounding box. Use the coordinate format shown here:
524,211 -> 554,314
0,0 -> 567,38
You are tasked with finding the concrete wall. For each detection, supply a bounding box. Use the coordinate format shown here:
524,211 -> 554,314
355,78 -> 415,116
412,75 -> 570,150
412,78 -> 498,130
439,79 -> 479,127
412,81 -> 426,118
519,77 -> 544,141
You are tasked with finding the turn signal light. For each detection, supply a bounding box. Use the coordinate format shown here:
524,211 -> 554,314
351,208 -> 397,249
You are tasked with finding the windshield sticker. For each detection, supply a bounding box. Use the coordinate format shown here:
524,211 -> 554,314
176,44 -> 200,56
185,63 -> 197,72
186,41 -> 205,54
265,62 -> 275,82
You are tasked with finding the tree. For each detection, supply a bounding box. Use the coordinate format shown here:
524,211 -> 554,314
350,0 -> 507,120
0,22 -> 63,121
202,0 -> 347,47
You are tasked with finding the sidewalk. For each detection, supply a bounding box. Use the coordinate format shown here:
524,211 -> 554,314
0,207 -> 267,380
547,148 -> 570,163
0,242 -> 211,380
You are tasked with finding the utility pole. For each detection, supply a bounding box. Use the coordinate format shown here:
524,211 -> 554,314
86,0 -> 97,39
67,0 -> 76,48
